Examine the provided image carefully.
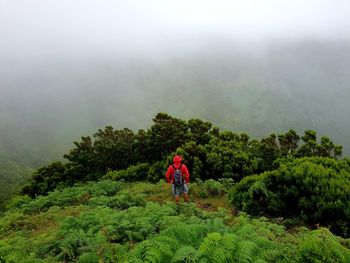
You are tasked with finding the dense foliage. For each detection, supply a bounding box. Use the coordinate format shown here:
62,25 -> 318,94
2,181 -> 350,262
3,112 -> 348,262
229,157 -> 350,237
21,113 -> 342,197
0,158 -> 32,211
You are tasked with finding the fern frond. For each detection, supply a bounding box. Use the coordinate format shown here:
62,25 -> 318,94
206,218 -> 229,234
251,236 -> 277,251
171,246 -> 204,263
298,228 -> 350,262
234,240 -> 259,263
153,236 -> 181,252
199,233 -> 239,263
235,224 -> 257,239
211,247 -> 235,263
261,249 -> 290,262
199,233 -> 222,255
143,246 -> 166,263
161,224 -> 207,246
128,236 -> 177,262
130,241 -> 165,263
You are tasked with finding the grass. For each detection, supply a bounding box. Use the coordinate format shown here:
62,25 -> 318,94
128,181 -> 231,211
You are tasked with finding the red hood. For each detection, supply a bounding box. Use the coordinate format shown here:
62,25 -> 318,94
173,155 -> 182,168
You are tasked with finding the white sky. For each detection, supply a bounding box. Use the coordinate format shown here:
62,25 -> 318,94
0,0 -> 349,58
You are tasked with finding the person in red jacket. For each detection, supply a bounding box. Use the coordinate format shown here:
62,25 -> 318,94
165,155 -> 190,203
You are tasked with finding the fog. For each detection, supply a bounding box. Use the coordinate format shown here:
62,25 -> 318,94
1,0 -> 349,59
1,0 -> 350,167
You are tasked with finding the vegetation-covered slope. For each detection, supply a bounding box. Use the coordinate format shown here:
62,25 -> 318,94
20,113 -> 343,198
0,157 -> 32,210
229,157 -> 350,236
1,180 -> 350,262
1,113 -> 350,262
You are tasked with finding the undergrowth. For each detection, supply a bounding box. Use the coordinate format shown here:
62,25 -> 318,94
1,180 -> 350,262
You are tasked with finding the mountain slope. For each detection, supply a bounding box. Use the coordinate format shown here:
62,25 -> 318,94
0,157 -> 33,210
1,180 -> 349,262
0,39 -> 349,168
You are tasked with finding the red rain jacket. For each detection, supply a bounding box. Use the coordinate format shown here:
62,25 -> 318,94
165,155 -> 190,184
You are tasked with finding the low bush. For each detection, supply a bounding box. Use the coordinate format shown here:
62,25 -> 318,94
229,157 -> 350,237
88,192 -> 146,209
191,179 -> 225,198
6,180 -> 121,214
104,163 -> 151,182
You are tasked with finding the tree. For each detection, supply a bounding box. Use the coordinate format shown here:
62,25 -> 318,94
64,136 -> 95,168
21,161 -> 66,197
297,130 -> 342,159
258,134 -> 280,170
278,129 -> 300,156
297,130 -> 317,157
144,113 -> 189,162
188,118 -> 212,145
93,127 -> 136,171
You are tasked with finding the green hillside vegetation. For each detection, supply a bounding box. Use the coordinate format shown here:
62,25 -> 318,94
1,180 -> 350,262
1,113 -> 350,262
0,157 -> 33,210
21,113 -> 342,198
229,157 -> 350,236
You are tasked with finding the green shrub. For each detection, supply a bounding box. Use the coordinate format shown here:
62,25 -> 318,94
8,180 -> 121,214
204,179 -> 225,196
191,179 -> 225,198
218,178 -> 235,190
86,180 -> 122,196
5,195 -> 31,211
88,193 -> 146,209
147,161 -> 165,183
104,163 -> 151,182
77,252 -> 99,263
229,157 -> 350,237
190,179 -> 208,198
0,212 -> 25,235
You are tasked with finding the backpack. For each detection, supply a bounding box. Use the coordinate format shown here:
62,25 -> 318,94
172,164 -> 183,186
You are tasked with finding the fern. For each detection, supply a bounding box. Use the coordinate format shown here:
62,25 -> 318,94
171,246 -> 205,263
253,260 -> 268,263
234,240 -> 259,263
129,238 -> 176,263
77,252 -> 99,263
2,181 -> 350,263
199,233 -> 238,263
161,224 -> 207,246
298,228 -> 350,262
144,246 -> 167,263
206,218 -> 230,234
234,224 -> 257,239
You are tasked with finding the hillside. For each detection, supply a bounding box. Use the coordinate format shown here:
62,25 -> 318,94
1,40 -> 350,169
1,180 -> 350,262
0,157 -> 33,210
2,2 -> 350,261
1,113 -> 350,262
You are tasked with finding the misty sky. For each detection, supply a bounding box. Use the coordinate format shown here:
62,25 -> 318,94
1,0 -> 350,61
1,0 -> 350,165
